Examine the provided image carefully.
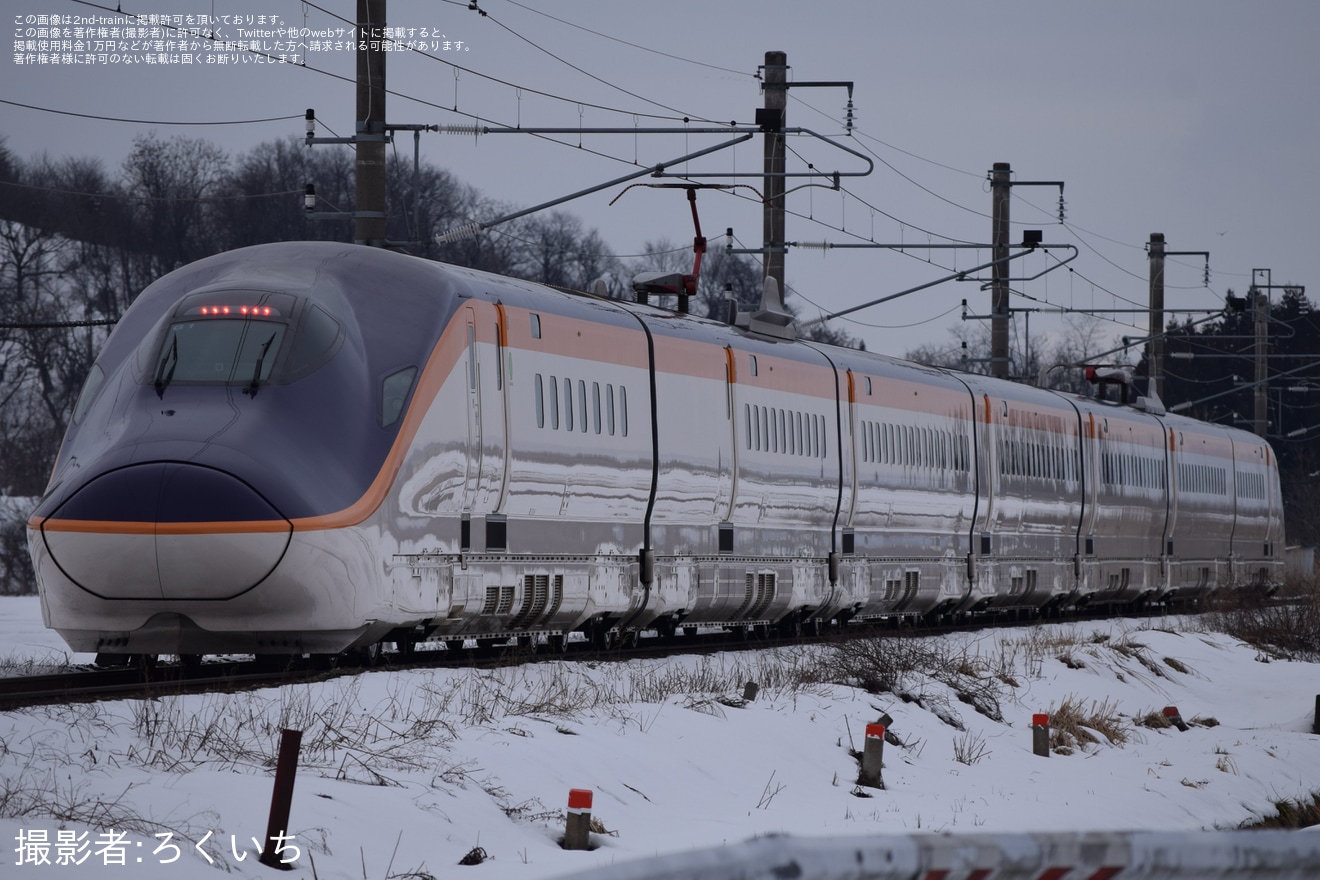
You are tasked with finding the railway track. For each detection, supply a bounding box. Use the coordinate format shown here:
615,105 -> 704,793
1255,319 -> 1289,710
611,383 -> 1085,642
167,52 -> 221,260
0,599 -> 1205,711
0,626 -> 819,710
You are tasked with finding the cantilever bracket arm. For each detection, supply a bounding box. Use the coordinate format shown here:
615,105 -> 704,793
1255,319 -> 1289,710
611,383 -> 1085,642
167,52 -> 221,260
450,123 -> 874,181
799,244 -> 1073,327
975,245 -> 1079,286
651,128 -> 873,181
434,133 -> 754,243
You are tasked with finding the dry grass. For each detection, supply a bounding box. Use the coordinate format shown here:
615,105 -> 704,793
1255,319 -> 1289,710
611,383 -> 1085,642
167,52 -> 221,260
952,729 -> 990,765
1206,580 -> 1320,662
822,633 -> 1006,725
1044,695 -> 1128,755
1241,794 -> 1320,829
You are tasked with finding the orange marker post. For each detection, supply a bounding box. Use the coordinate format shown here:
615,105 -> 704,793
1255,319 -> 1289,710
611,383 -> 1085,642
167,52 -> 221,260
564,788 -> 593,850
1163,706 -> 1189,732
859,722 -> 886,789
1032,713 -> 1050,757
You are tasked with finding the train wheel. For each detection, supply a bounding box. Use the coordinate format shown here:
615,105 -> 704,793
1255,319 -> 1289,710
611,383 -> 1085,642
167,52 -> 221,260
548,634 -> 567,653
94,652 -> 131,668
179,654 -> 203,675
350,643 -> 383,667
445,639 -> 465,652
254,654 -> 295,672
588,623 -> 616,651
310,653 -> 340,671
133,654 -> 159,678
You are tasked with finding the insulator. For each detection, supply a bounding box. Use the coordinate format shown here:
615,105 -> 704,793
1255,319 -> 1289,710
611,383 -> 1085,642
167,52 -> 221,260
797,241 -> 830,251
434,222 -> 483,244
440,124 -> 482,136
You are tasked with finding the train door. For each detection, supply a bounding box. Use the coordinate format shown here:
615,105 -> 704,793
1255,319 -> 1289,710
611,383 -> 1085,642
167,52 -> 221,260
488,304 -> 512,513
841,370 -> 859,531
717,346 -> 738,524
462,304 -> 510,535
462,308 -> 481,515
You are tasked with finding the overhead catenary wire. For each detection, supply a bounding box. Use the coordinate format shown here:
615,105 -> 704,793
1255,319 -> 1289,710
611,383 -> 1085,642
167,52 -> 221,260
26,0 -> 1279,361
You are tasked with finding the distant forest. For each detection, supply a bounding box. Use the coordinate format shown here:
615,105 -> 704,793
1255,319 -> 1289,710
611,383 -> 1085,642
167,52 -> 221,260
0,133 -> 1316,593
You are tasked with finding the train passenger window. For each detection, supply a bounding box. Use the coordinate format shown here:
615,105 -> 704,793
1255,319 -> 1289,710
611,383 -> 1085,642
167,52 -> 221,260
607,384 -> 616,435
530,314 -> 541,339
578,380 -> 588,433
779,409 -> 787,454
535,374 -> 545,428
549,376 -> 560,429
380,366 -> 417,428
749,355 -> 758,377
564,378 -> 574,431
865,376 -> 872,395
745,404 -> 753,450
592,382 -> 601,434
620,386 -> 628,437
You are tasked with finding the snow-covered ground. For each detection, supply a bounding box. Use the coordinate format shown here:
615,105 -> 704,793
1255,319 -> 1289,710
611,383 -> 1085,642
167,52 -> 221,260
1,595 -> 1318,878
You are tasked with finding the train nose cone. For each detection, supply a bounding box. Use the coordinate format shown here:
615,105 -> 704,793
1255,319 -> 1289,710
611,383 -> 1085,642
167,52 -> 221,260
41,462 -> 292,600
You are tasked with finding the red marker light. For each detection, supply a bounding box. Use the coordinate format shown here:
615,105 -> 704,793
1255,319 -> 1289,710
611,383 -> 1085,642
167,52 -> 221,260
186,303 -> 282,318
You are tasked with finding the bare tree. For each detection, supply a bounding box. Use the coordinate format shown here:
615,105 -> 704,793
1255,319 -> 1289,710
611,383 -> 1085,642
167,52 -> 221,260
120,133 -> 228,274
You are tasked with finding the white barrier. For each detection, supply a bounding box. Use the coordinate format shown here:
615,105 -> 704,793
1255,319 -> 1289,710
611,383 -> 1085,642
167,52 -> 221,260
554,830 -> 1320,880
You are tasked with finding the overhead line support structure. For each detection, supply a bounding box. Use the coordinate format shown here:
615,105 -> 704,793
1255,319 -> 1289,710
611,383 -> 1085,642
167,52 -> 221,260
1147,233 -> 1210,402
431,123 -> 872,244
797,242 -> 1076,328
989,164 -> 1065,378
1246,269 -> 1307,439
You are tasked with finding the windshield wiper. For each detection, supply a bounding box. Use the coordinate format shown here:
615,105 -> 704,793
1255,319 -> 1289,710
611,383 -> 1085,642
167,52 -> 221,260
153,335 -> 178,398
246,332 -> 277,397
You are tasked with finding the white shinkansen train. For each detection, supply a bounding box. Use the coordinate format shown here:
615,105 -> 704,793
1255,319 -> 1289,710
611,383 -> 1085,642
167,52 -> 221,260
27,242 -> 1284,659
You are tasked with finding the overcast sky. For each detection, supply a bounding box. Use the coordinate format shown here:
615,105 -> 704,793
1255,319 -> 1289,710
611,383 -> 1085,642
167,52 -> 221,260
6,0 -> 1318,360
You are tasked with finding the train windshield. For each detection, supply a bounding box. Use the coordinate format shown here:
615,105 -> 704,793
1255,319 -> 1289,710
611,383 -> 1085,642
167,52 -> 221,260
134,290 -> 343,389
159,320 -> 287,384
